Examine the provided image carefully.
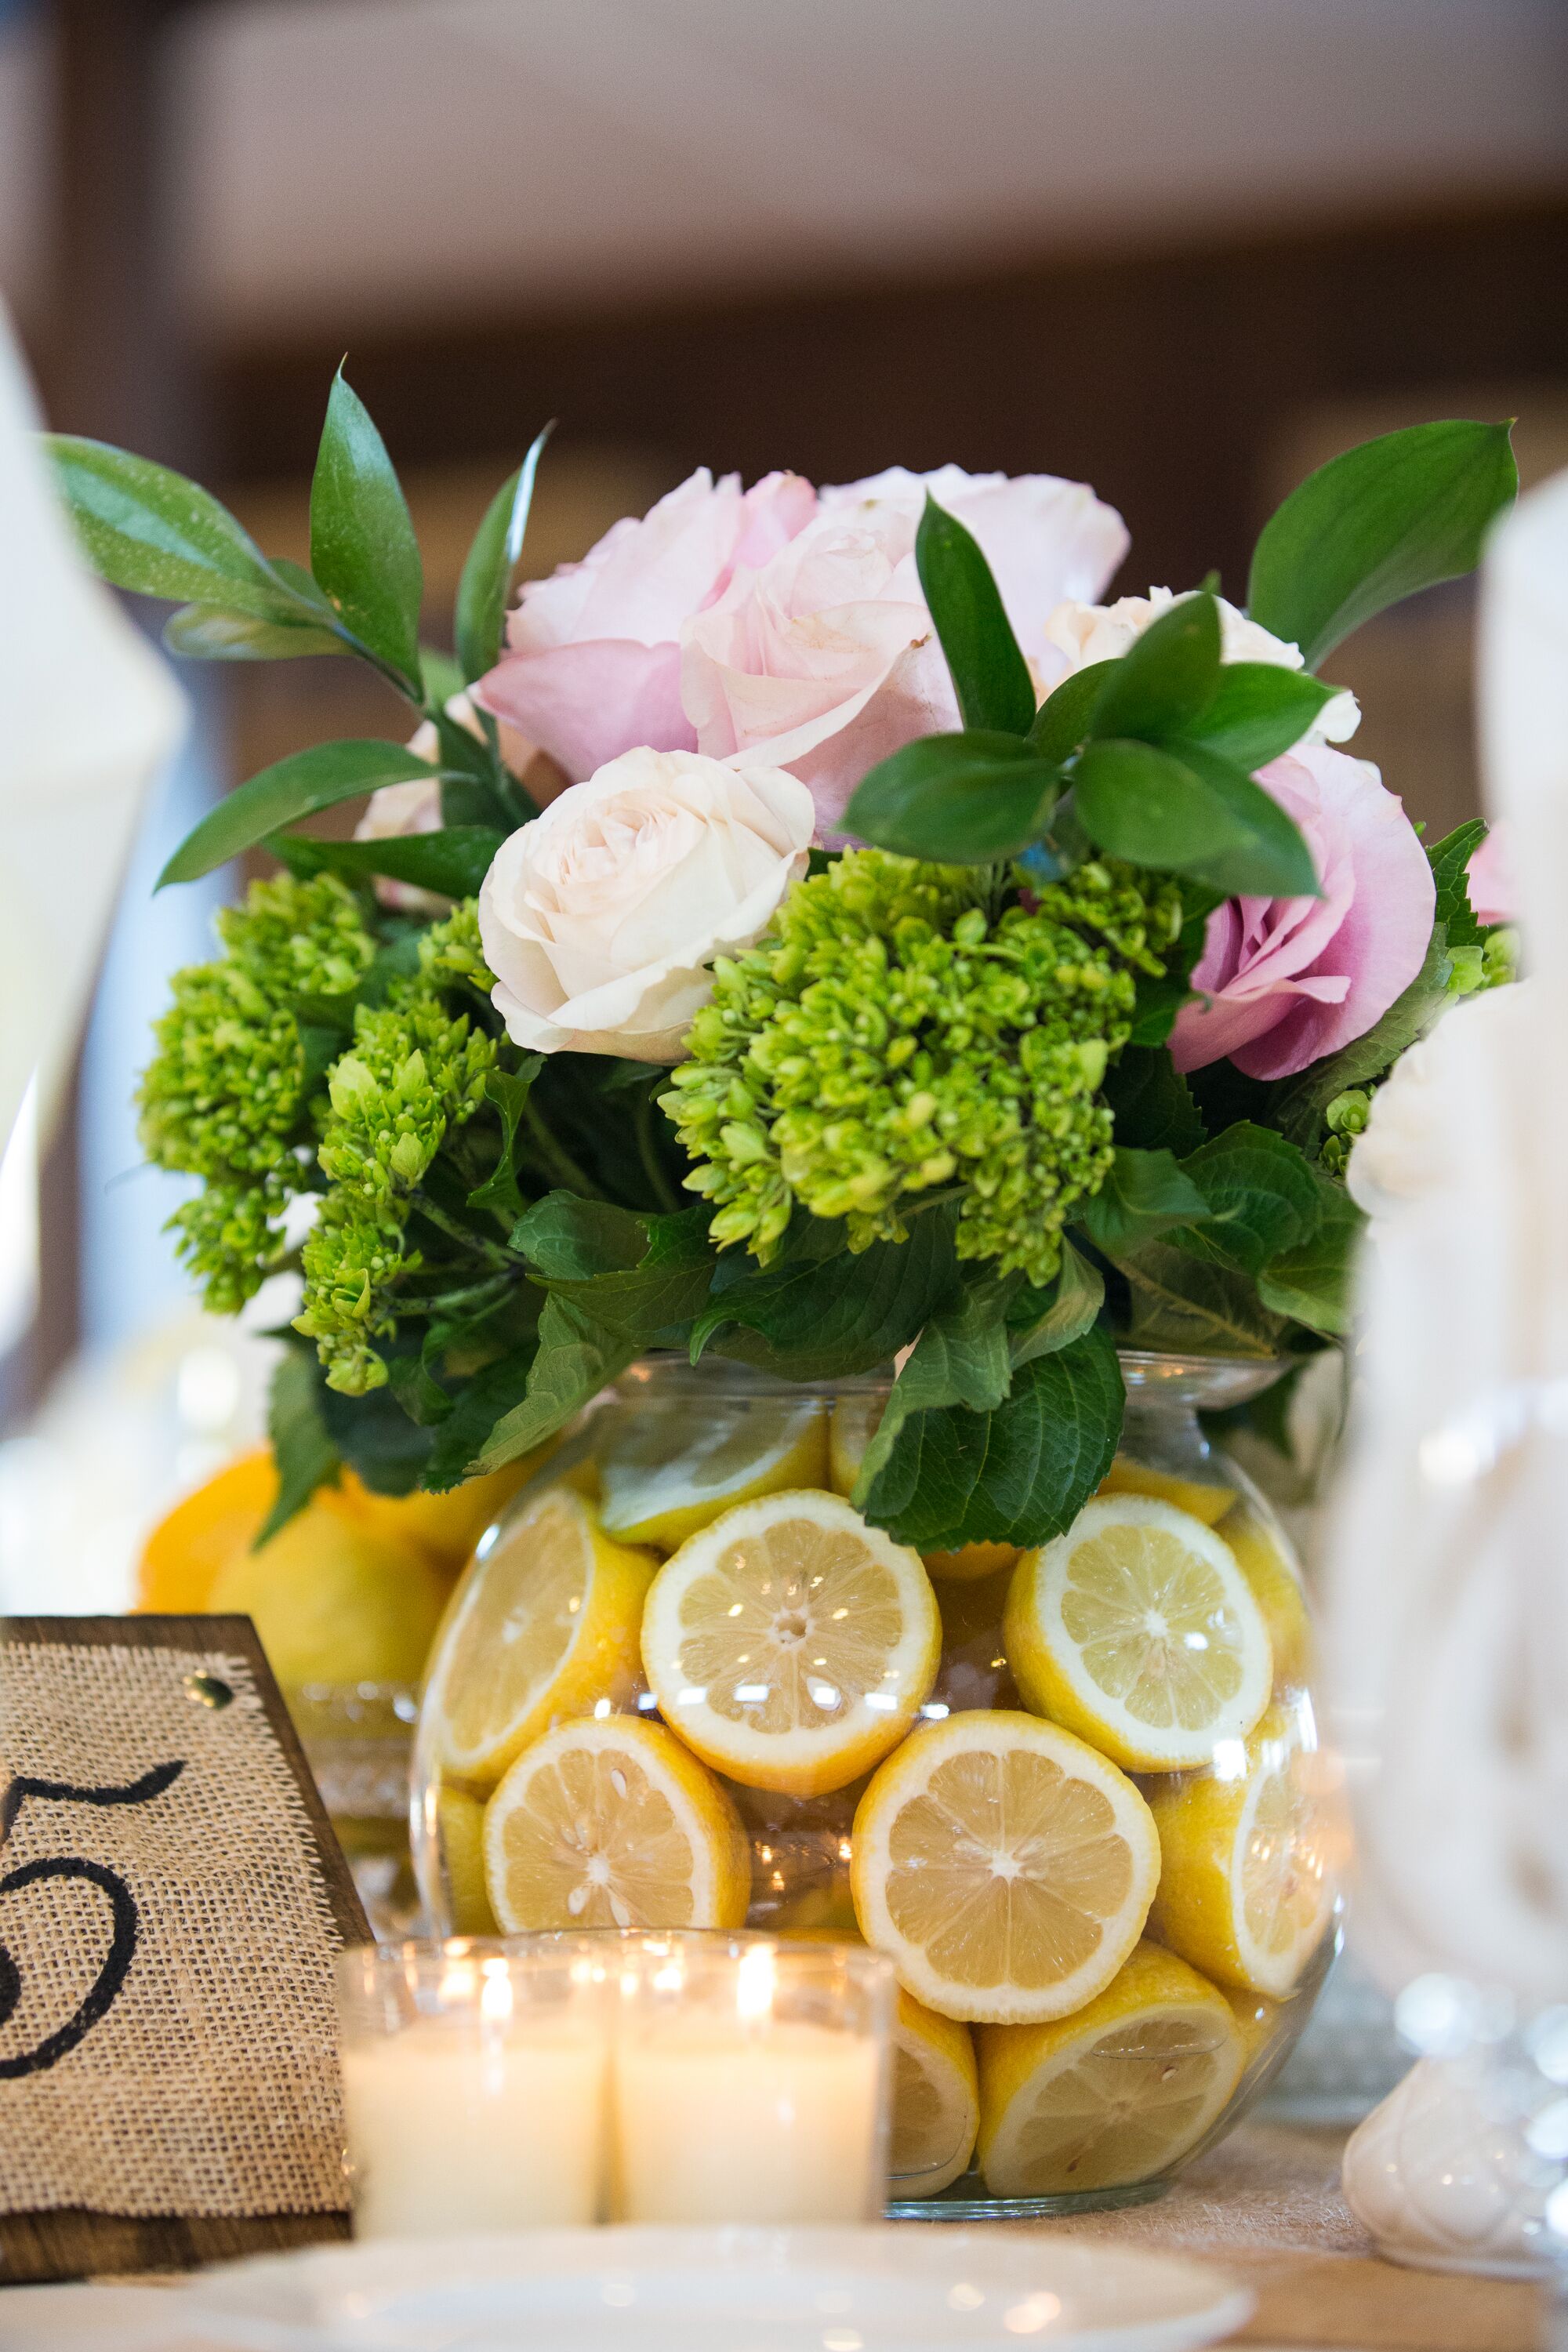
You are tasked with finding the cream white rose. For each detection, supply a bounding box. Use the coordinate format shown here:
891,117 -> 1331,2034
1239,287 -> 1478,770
1345,981 -> 1530,1222
1043,587 -> 1359,743
477,746 -> 815,1061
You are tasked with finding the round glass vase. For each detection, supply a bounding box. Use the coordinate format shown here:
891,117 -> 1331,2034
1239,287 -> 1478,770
411,1348 -> 1338,2218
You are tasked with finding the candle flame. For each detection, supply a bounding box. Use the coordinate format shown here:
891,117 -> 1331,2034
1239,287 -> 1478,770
439,1957 -> 478,2007
480,1958 -> 514,2024
735,1942 -> 776,2024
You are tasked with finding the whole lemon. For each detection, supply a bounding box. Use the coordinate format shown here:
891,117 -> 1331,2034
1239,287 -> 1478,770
209,1501 -> 448,1690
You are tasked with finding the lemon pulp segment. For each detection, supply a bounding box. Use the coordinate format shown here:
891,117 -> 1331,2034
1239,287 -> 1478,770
976,1943 -> 1244,2197
1005,1495 -> 1272,1771
423,1486 -> 657,1784
641,1490 -> 940,1797
851,1710 -> 1160,2024
484,1714 -> 750,1933
601,1400 -> 829,1550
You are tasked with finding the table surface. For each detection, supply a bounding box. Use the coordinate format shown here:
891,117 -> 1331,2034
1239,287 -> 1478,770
0,2124 -> 1546,2352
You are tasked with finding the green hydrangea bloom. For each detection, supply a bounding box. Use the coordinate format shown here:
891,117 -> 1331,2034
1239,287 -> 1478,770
662,851 -> 1174,1286
217,869 -> 376,1000
165,1174 -> 294,1317
294,909 -> 499,1392
293,1195 -> 420,1398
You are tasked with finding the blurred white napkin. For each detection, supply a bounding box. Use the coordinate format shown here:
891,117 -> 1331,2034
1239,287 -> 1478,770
1326,468 -> 1568,2004
0,300 -> 186,1165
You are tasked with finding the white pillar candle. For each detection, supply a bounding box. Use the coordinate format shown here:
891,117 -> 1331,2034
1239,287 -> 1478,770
343,2019 -> 608,2237
614,2016 -> 883,2224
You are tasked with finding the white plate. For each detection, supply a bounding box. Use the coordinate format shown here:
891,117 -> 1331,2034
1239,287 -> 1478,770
182,2226 -> 1253,2352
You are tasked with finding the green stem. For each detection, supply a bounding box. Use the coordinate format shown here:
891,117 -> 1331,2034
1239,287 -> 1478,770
633,1089 -> 681,1214
408,1189 -> 521,1269
521,1100 -> 605,1200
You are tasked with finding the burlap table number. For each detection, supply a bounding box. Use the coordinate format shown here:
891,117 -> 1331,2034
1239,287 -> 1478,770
0,1616 -> 370,2284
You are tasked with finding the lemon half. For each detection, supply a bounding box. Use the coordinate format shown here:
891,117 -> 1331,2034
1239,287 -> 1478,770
1005,1495 -> 1273,1772
641,1490 -> 940,1798
423,1485 -> 657,1785
1145,1704 -> 1336,1997
484,1714 -> 751,1933
891,1993 -> 981,2198
601,1401 -> 829,1551
851,1709 -> 1160,2025
976,1943 -> 1244,2198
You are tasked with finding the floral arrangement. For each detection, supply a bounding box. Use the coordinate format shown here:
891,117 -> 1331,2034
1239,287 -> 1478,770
49,386 -> 1517,1544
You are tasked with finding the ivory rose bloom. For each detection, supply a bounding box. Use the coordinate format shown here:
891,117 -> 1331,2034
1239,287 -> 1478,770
1345,981 -> 1530,1221
477,747 -> 814,1061
1170,743 -> 1434,1080
474,468 -> 816,783
681,464 -> 1127,838
1043,587 -> 1360,742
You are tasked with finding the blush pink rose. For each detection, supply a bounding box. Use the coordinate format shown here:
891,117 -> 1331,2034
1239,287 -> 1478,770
1169,743 -> 1435,1080
681,465 -> 1128,838
474,466 -> 816,783
1466,822 -> 1514,926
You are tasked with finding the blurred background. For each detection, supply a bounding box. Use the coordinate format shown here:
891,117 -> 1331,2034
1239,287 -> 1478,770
2,0 -> 1566,1612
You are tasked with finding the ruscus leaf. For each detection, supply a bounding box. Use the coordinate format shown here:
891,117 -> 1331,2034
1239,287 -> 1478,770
310,368 -> 425,693
270,823 -> 506,902
1089,592 -> 1221,744
1247,419 -> 1518,668
46,434 -> 314,623
455,419 -> 555,683
915,495 -> 1036,736
1074,738 -> 1319,899
845,734 -> 1060,862
158,739 -> 444,887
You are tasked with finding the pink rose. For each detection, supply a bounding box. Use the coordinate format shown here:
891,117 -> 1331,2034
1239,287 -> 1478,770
681,465 -> 1128,838
1466,822 -> 1514,927
1170,743 -> 1435,1080
474,467 -> 816,782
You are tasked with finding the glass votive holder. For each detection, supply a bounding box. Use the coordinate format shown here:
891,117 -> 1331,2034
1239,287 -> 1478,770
610,1933 -> 894,2226
336,1937 -> 612,2238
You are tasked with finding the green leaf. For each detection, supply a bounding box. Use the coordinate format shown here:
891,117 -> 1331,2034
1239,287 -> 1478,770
423,1341 -> 535,1490
1247,419 -> 1518,668
1428,818 -> 1488,949
1169,1123 -> 1324,1275
163,604 -> 347,662
1007,1239 -> 1105,1369
1082,1147 -> 1210,1254
1272,923 -> 1450,1150
1178,663 -> 1338,771
158,739 -> 442,887
45,434 -> 312,623
850,1272 -> 1017,1509
844,733 -> 1060,862
516,1192 -> 716,1339
270,823 -> 506,902
310,368 -> 424,694
1074,737 -> 1319,899
455,421 -> 555,684
1257,1178 -> 1363,1337
858,1327 -> 1123,1550
1102,1048 -> 1206,1156
1090,591 -> 1221,743
1109,1239 -> 1288,1358
1029,662 -> 1118,760
915,495 -> 1036,736
319,1379 -> 434,1497
693,1211 -> 956,1381
467,1061 -> 546,1221
459,1296 -> 636,1479
255,1348 -> 341,1545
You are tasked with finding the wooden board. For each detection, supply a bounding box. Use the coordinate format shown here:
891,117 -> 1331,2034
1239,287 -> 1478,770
0,1615 -> 370,2285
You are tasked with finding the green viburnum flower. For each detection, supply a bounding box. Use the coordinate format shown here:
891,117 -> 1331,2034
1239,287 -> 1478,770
662,851 -> 1180,1286
137,873 -> 377,1311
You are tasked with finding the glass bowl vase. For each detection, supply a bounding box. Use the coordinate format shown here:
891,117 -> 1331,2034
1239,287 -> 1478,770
411,1348 -> 1339,2216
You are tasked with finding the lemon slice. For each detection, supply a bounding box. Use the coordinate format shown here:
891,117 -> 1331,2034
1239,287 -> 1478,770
851,1709 -> 1160,2024
976,1943 -> 1244,2198
641,1490 -> 941,1798
891,1992 -> 981,2198
1097,1457 -> 1236,1525
601,1399 -> 829,1551
924,1542 -> 1020,1584
1145,1704 -> 1336,1997
423,1486 -> 658,1785
436,1788 -> 500,1936
1216,1506 -> 1310,1687
484,1714 -> 751,1933
1005,1496 -> 1272,1773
